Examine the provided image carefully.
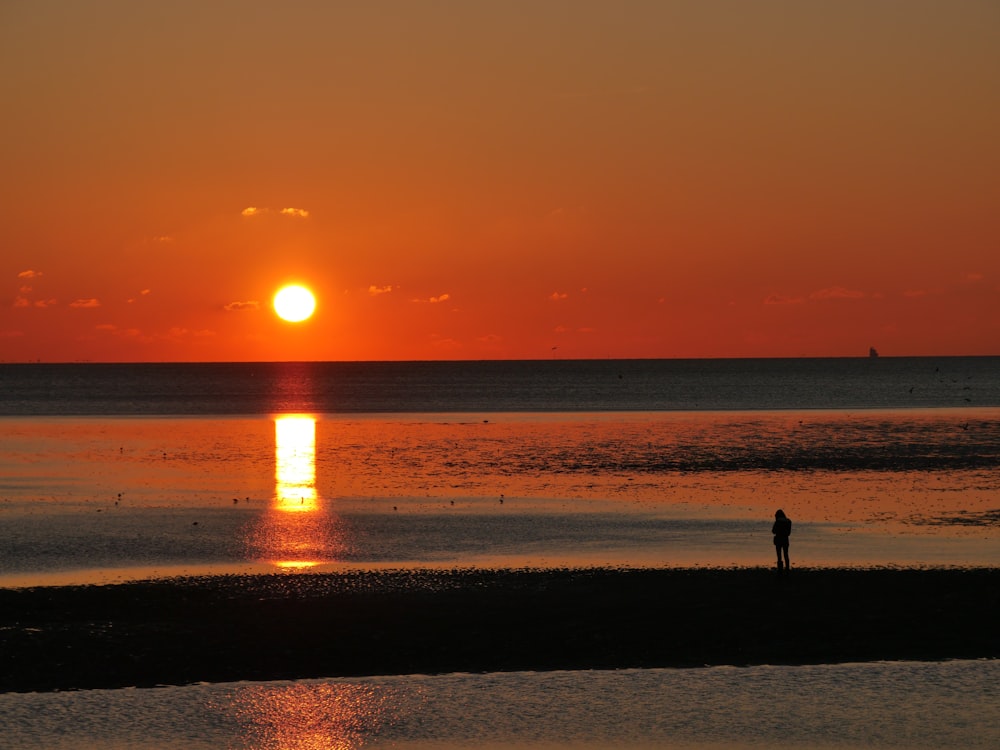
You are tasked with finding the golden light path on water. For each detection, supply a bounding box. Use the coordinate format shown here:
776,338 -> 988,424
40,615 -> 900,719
249,414 -> 343,570
275,415 -> 318,513
242,417 -> 385,748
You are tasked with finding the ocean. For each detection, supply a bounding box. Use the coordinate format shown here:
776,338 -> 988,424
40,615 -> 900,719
2,357 -> 998,415
1,357 -> 997,748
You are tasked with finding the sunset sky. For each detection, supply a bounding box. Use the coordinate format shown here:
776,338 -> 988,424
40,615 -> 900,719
2,1 -> 998,362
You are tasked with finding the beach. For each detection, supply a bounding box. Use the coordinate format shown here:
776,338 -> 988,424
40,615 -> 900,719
1,362 -> 998,746
3,566 -> 997,693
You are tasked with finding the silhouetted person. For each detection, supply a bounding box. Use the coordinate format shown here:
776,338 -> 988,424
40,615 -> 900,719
772,509 -> 792,572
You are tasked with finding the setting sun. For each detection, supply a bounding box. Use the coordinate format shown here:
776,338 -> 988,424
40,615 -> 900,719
273,285 -> 316,323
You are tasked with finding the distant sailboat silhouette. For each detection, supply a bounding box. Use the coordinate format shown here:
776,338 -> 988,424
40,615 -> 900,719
869,347 -> 879,358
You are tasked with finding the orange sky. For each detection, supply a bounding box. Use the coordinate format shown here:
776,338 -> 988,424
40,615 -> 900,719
2,1 -> 998,362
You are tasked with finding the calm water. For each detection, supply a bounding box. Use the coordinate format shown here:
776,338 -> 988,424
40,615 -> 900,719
1,357 -> 998,415
1,357 -> 997,582
1,359 -> 997,748
1,407 -> 998,584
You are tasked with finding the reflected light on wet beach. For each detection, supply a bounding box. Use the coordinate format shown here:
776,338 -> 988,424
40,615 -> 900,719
226,681 -> 398,750
246,416 -> 344,569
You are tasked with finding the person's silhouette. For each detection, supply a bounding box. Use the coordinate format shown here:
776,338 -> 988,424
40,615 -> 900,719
772,509 -> 792,572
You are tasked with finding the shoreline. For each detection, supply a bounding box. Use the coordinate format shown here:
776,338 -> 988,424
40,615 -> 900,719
2,567 -> 997,693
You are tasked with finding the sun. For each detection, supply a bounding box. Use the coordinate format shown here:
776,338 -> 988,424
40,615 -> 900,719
273,285 -> 316,323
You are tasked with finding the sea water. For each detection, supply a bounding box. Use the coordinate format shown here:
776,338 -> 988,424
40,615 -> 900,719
1,662 -> 997,749
0,407 -> 998,584
1,358 -> 997,748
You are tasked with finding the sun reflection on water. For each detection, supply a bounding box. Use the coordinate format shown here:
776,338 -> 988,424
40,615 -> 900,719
246,415 -> 345,569
226,681 -> 399,750
276,415 -> 318,512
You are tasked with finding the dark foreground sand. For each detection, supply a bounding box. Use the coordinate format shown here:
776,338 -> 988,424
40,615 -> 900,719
1,567 -> 997,693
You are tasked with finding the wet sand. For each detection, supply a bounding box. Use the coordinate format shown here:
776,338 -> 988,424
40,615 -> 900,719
1,567 -> 997,693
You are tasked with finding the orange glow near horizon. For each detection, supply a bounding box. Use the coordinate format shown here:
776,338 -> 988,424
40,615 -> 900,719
2,3 -> 998,362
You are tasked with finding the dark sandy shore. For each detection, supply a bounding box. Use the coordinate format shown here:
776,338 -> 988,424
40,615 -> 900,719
1,567 -> 997,693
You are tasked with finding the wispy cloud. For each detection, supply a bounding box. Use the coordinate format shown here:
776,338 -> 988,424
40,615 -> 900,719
94,323 -> 150,344
549,292 -> 569,301
429,293 -> 450,304
17,270 -> 42,279
965,272 -> 984,283
809,286 -> 865,301
156,327 -> 215,341
765,287 -> 866,305
241,206 -> 311,218
70,298 -> 101,308
224,300 -> 260,312
763,294 -> 805,306
368,285 -> 393,296
95,324 -> 150,342
429,334 -> 461,350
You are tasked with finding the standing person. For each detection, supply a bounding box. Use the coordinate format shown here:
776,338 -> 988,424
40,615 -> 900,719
772,509 -> 792,572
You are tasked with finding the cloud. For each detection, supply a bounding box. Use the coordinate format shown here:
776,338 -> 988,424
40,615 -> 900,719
224,300 -> 260,312
964,272 -> 984,283
411,293 -> 452,304
549,292 -> 569,301
368,285 -> 393,296
17,270 -> 42,279
96,323 -> 146,342
241,206 -> 311,218
763,294 -> 804,306
429,335 -> 461,350
809,286 -> 865,301
477,333 -> 502,344
69,298 -> 101,308
166,327 -> 215,340
33,299 -> 57,308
